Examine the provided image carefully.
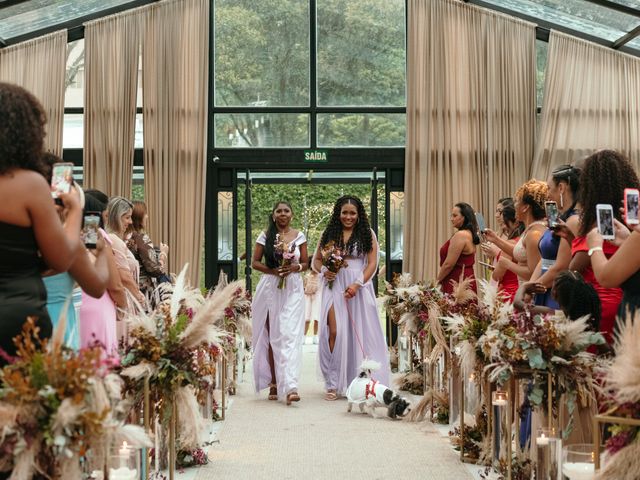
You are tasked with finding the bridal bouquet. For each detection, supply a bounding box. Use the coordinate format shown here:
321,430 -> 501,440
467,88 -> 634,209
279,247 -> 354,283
0,319 -> 149,479
319,240 -> 348,289
274,233 -> 297,289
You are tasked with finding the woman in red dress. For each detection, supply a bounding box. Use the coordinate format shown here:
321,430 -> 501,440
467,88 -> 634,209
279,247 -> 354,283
437,202 -> 480,294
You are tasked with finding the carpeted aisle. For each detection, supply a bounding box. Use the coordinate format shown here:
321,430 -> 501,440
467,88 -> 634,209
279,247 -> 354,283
196,345 -> 474,480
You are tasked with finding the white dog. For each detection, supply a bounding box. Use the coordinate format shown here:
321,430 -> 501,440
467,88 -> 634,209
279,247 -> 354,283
346,360 -> 411,419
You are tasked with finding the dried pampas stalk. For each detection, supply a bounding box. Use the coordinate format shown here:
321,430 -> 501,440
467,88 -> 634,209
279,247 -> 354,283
51,397 -> 83,435
180,281 -> 244,350
428,304 -> 450,356
458,341 -> 477,379
595,441 -> 640,480
104,373 -> 123,401
478,279 -> 498,310
170,264 -> 190,320
607,314 -> 640,404
557,314 -> 594,351
125,311 -> 156,335
451,277 -> 476,305
120,361 -> 158,380
9,439 -> 39,480
396,371 -> 423,392
399,312 -> 418,335
404,389 -> 449,422
175,386 -> 205,450
57,456 -> 82,480
113,423 -> 153,448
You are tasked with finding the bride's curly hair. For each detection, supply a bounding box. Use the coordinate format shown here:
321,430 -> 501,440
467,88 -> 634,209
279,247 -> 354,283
319,195 -> 373,255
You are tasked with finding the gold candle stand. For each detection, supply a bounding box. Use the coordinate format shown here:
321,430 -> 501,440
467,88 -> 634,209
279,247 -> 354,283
593,414 -> 640,471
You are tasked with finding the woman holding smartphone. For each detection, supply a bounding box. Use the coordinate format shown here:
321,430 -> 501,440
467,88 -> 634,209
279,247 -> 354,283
312,196 -> 389,400
0,83 -> 82,365
565,150 -> 639,343
252,201 -> 308,405
437,202 -> 480,294
528,165 -> 581,308
486,180 -> 549,285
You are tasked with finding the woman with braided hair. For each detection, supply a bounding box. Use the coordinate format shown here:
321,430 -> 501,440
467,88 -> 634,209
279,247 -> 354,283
312,195 -> 389,400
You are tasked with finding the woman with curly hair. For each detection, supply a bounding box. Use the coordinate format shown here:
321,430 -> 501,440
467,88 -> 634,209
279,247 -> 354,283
312,196 -> 389,400
486,180 -> 549,284
569,150 -> 640,341
251,201 -> 308,405
0,83 -> 82,365
436,202 -> 480,294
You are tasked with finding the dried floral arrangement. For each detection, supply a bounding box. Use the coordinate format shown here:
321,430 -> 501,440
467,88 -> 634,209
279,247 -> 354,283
480,452 -> 533,480
477,307 -> 605,430
595,315 -> 640,480
0,319 -> 150,479
445,280 -> 510,379
319,240 -> 348,289
120,265 -> 248,452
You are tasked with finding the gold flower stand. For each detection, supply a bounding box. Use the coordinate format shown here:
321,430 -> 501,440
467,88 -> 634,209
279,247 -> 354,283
592,413 -> 640,471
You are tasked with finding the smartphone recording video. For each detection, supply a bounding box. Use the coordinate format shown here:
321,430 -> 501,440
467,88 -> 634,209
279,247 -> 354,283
624,188 -> 639,226
475,212 -> 487,240
545,201 -> 559,229
82,213 -> 101,249
596,204 -> 615,240
51,162 -> 74,201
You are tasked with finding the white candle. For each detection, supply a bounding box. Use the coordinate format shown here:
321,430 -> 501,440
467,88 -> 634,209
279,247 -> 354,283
109,467 -> 138,480
536,433 -> 549,446
562,462 -> 594,480
118,441 -> 130,468
492,399 -> 507,406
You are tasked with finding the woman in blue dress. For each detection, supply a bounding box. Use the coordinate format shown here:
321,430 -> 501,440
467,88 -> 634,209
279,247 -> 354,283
530,165 -> 581,308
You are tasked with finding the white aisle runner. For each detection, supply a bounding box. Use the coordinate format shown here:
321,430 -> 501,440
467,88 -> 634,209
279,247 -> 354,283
195,344 -> 474,480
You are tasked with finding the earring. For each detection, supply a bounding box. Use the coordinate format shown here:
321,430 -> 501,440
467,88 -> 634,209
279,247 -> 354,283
560,193 -> 564,209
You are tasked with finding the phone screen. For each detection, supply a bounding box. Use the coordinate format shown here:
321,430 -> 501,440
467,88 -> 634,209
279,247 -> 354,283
625,188 -> 639,225
82,214 -> 101,248
545,201 -> 559,228
475,212 -> 486,233
51,162 -> 74,199
596,204 -> 615,239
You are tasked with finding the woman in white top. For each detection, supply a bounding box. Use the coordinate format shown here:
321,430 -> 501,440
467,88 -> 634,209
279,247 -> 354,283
485,180 -> 549,284
251,201 -> 308,405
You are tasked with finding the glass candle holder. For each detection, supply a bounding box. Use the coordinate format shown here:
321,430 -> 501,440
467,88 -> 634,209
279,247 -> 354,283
492,390 -> 509,467
562,444 -> 595,480
109,441 -> 140,480
536,427 -> 561,480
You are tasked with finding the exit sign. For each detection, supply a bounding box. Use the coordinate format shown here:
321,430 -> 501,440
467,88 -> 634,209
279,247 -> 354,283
304,149 -> 328,163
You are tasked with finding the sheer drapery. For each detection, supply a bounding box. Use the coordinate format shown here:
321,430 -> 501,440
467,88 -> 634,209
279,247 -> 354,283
532,31 -> 640,178
84,12 -> 141,198
0,31 -> 67,155
142,0 -> 209,286
404,0 -> 536,281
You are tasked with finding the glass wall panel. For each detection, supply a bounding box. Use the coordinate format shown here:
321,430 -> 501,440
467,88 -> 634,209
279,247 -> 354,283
65,39 -> 84,108
390,191 -> 404,260
317,113 -> 405,147
214,0 -> 310,107
481,0 -> 638,42
63,113 -> 83,149
317,0 -> 406,106
215,113 -> 309,148
218,191 -> 234,261
536,39 -> 548,108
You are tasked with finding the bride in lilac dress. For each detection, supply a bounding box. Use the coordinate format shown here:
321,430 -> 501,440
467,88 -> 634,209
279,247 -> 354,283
312,196 -> 390,400
251,201 -> 308,405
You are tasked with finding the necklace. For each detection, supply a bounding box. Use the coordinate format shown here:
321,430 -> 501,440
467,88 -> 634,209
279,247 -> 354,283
279,228 -> 292,235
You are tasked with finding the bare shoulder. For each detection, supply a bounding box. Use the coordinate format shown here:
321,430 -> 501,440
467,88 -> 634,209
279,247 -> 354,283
453,229 -> 473,241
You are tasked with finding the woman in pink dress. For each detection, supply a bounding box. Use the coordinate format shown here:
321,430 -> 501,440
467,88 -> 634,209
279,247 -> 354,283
312,196 -> 390,400
437,202 -> 480,295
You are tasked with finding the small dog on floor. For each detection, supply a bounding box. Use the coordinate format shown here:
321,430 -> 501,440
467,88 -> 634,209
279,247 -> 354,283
346,360 -> 411,419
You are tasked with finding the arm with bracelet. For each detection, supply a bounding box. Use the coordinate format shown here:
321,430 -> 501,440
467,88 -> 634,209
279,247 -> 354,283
345,229 -> 378,299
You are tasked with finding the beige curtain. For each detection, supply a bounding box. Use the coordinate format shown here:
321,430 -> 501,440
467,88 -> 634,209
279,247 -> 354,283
84,12 -> 141,198
142,0 -> 209,286
0,31 -> 67,155
404,0 -> 536,281
531,31 -> 640,178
